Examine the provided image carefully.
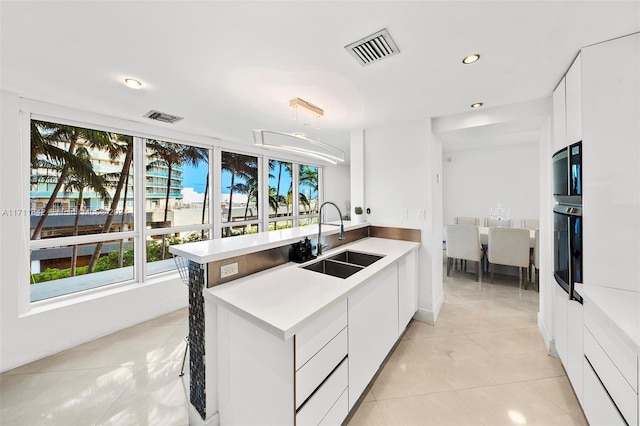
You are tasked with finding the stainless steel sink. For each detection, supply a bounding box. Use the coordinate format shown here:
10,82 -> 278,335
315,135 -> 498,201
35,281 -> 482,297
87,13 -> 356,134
326,250 -> 384,267
302,259 -> 363,279
301,250 -> 385,279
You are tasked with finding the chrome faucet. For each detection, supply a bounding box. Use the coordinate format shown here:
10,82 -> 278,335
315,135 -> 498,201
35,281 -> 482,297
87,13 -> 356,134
317,201 -> 344,256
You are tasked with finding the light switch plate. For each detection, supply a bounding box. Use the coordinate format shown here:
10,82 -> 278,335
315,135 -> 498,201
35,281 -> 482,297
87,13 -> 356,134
220,262 -> 239,278
418,209 -> 426,220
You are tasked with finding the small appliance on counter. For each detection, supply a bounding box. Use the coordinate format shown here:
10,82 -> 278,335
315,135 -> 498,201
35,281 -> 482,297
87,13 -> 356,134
290,237 -> 316,263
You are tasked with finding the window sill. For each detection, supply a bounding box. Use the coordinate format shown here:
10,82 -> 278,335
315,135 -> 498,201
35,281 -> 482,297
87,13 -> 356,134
24,269 -> 183,317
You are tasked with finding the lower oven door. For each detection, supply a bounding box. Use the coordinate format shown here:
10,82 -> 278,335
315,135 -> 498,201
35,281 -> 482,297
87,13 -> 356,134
553,204 -> 582,302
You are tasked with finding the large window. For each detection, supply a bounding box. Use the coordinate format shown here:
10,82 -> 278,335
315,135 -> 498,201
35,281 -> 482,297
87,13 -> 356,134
144,139 -> 210,275
27,118 -> 323,302
221,151 -> 259,238
298,165 -> 319,226
30,120 -> 136,301
268,159 -> 293,230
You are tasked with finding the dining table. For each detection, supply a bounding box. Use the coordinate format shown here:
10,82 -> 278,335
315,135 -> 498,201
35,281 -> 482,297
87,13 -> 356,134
478,226 -> 537,248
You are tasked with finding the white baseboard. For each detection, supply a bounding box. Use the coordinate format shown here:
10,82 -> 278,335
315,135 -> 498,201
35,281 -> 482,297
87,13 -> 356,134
413,294 -> 444,325
537,311 -> 558,358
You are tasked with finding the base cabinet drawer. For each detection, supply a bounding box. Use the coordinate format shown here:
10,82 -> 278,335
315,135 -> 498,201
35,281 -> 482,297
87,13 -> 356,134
583,357 -> 627,426
297,359 -> 348,426
296,327 -> 348,408
319,388 -> 348,426
296,300 -> 348,370
584,327 -> 638,425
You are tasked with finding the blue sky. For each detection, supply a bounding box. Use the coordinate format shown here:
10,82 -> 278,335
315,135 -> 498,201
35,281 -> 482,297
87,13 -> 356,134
181,162 -> 296,196
181,163 -> 208,193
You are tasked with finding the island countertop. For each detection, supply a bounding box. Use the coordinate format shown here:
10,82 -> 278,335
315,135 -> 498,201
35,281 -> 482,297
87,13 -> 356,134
579,284 -> 640,355
204,237 -> 419,340
168,221 -> 369,264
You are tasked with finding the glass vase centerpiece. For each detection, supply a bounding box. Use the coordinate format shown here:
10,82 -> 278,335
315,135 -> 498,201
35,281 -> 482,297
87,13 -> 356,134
490,203 -> 510,227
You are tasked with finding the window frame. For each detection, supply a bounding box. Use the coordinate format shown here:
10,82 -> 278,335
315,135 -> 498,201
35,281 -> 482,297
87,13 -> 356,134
219,148 -> 263,238
262,156 -> 324,231
23,104 -> 324,307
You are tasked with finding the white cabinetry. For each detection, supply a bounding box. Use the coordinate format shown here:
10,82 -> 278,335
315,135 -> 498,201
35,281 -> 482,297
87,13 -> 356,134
552,77 -> 567,152
217,308 -> 295,426
583,298 -> 638,425
553,284 -> 568,365
295,299 -> 349,422
565,53 -> 582,144
217,299 -> 348,426
581,33 -> 640,293
348,265 -> 399,409
566,299 -> 583,403
398,249 -> 418,335
215,245 -> 418,425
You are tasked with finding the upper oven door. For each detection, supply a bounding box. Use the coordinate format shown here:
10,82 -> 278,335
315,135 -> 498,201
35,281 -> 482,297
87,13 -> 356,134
569,141 -> 582,197
552,147 -> 569,201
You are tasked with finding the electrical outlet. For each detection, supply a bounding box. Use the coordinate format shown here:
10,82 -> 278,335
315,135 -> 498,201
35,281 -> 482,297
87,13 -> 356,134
220,262 -> 239,278
401,208 -> 408,219
418,209 -> 426,220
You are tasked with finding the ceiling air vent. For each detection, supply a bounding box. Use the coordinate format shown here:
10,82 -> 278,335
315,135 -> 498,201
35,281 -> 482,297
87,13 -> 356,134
345,28 -> 400,66
144,110 -> 183,124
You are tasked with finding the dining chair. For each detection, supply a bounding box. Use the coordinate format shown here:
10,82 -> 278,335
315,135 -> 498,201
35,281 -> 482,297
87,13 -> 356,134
485,218 -> 512,228
523,219 -> 540,230
531,229 -> 540,290
487,227 -> 530,288
445,225 -> 483,281
454,216 -> 479,226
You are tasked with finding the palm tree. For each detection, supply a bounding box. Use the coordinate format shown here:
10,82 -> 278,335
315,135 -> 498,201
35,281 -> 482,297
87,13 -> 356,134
86,135 -> 134,273
61,147 -> 110,276
196,148 -> 210,237
146,140 -> 207,259
30,121 -> 111,240
233,177 -> 258,222
268,187 -> 279,216
299,165 -> 319,214
221,152 -> 257,237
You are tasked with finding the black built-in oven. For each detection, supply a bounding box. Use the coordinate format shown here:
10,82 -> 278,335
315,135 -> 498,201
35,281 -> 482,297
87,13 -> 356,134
553,141 -> 582,204
553,204 -> 583,303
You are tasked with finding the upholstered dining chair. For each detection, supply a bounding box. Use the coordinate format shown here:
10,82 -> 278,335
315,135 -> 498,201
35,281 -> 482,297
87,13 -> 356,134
487,227 -> 530,288
531,229 -> 540,290
454,216 -> 479,226
523,219 -> 540,230
485,218 -> 512,228
445,225 -> 483,281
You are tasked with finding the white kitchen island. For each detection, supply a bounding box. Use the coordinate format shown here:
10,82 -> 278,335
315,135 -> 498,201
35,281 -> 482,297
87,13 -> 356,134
169,227 -> 420,426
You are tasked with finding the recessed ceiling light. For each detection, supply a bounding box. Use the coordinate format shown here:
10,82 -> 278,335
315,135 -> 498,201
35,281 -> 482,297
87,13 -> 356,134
124,78 -> 142,89
462,54 -> 480,64
470,102 -> 483,109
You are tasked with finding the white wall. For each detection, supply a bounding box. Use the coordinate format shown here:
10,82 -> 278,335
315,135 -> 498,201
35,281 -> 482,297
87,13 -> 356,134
323,163 -> 350,222
537,118 -> 556,354
442,141 -> 540,227
357,119 -> 443,324
0,91 -> 189,372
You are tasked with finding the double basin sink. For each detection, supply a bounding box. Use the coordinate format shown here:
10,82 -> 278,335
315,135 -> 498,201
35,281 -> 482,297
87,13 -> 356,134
302,250 -> 385,279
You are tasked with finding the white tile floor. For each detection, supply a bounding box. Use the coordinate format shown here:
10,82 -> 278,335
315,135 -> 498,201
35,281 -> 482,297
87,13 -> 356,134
1,268 -> 586,426
347,268 -> 587,426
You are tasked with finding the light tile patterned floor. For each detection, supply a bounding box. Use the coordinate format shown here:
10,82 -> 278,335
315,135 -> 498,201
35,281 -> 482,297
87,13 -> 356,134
0,269 -> 586,425
0,309 -> 190,426
347,270 -> 587,426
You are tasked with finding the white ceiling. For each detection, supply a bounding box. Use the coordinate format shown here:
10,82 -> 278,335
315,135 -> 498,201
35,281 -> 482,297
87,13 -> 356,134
2,1 -> 639,160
